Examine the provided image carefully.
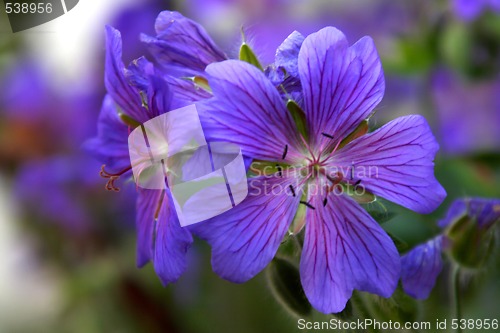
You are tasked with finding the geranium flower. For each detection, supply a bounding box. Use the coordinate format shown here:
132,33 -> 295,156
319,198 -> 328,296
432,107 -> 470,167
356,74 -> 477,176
85,26 -> 197,284
194,27 -> 446,313
401,198 -> 500,299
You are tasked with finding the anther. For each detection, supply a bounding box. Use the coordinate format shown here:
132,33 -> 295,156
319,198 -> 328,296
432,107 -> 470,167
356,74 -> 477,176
321,132 -> 334,139
300,201 -> 316,210
289,185 -> 296,197
323,197 -> 328,207
282,144 -> 288,160
276,165 -> 283,177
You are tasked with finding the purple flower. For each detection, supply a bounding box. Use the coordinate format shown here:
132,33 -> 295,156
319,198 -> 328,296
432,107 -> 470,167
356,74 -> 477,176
86,26 -> 197,284
453,0 -> 500,21
194,27 -> 446,313
401,198 -> 500,299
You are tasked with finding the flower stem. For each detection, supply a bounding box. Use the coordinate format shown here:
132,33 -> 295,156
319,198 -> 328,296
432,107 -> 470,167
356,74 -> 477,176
452,265 -> 462,333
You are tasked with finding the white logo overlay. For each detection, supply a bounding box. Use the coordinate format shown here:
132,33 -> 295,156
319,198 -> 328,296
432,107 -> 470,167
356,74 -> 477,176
128,104 -> 248,227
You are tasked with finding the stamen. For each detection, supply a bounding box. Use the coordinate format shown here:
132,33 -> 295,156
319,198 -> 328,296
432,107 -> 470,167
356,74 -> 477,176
282,144 -> 288,160
323,197 -> 328,207
319,138 -> 343,164
321,132 -> 335,139
300,200 -> 316,210
276,165 -> 283,177
100,165 -> 132,192
289,185 -> 296,197
299,133 -> 317,163
154,190 -> 166,220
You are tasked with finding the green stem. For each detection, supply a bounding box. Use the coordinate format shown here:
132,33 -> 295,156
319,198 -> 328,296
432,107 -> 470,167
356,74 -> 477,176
453,265 -> 462,333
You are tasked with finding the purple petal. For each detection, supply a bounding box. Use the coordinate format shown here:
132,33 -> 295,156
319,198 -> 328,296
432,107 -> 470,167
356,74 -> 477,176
190,175 -> 302,282
275,31 -> 304,78
298,27 -> 384,147
105,26 -> 148,123
141,11 -> 226,76
200,60 -> 302,162
147,75 -> 173,118
136,188 -> 161,267
401,236 -> 444,299
333,115 -> 446,214
438,199 -> 467,228
440,198 -> 500,229
83,95 -> 131,174
163,75 -> 212,107
153,189 -> 193,285
300,194 -> 400,314
126,57 -> 210,107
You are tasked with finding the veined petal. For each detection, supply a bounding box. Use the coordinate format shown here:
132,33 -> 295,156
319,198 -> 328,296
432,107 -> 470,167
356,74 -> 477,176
298,27 -> 384,147
83,95 -> 130,174
200,60 -> 302,162
127,57 -> 210,107
136,188 -> 161,267
401,236 -> 444,299
105,26 -> 148,123
300,194 -> 400,314
147,75 -> 173,118
141,11 -> 226,76
275,31 -> 305,78
153,188 -> 193,285
190,175 -> 302,282
333,115 -> 446,214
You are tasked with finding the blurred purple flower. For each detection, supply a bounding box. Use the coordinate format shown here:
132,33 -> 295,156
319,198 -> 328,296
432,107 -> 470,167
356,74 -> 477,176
432,69 -> 500,155
194,27 -> 445,313
401,198 -> 500,299
14,157 -> 97,233
85,25 -> 213,285
453,0 -> 500,21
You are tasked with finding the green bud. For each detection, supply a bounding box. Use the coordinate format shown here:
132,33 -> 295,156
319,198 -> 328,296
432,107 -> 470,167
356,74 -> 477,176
446,215 -> 496,269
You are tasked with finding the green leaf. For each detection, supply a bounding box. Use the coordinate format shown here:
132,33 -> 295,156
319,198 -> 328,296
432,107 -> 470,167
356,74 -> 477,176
286,99 -> 308,140
267,257 -> 312,317
239,43 -> 263,70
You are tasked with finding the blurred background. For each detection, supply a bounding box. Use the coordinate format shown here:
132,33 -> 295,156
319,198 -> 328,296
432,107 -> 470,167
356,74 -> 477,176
0,0 -> 499,332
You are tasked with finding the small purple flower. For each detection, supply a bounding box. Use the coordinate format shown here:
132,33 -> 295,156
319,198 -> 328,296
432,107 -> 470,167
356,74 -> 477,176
453,0 -> 500,21
194,27 -> 446,313
401,198 -> 500,299
86,26 -> 198,284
